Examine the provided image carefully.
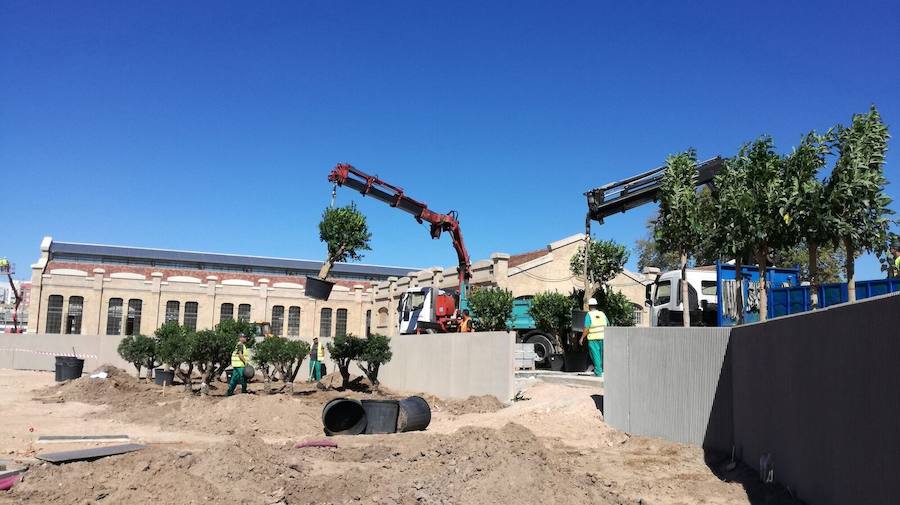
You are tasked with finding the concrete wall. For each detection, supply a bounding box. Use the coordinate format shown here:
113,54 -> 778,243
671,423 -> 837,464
377,331 -> 515,402
0,332 -> 132,374
729,293 -> 900,505
605,326 -> 732,448
606,294 -> 900,505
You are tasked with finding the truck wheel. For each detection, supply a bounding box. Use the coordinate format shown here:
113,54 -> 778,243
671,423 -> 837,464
524,332 -> 554,366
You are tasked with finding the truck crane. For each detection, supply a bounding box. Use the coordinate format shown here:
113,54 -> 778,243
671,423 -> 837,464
1,260 -> 22,333
328,164 -> 472,334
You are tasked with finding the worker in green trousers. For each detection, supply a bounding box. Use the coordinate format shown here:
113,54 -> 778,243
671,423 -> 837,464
580,297 -> 608,377
308,337 -> 325,382
227,333 -> 249,396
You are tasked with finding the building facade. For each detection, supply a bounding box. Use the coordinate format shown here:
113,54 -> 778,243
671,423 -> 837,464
28,237 -> 418,338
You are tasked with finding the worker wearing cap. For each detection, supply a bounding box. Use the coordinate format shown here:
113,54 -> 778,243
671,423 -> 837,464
580,298 -> 608,377
0,258 -> 8,272
226,333 -> 250,396
308,337 -> 325,382
891,240 -> 900,278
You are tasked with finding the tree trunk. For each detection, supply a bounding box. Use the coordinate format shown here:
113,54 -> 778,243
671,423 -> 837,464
808,242 -> 819,309
583,217 -> 592,311
845,238 -> 856,303
680,251 -> 690,327
735,256 -> 744,325
318,245 -> 345,279
757,247 -> 768,322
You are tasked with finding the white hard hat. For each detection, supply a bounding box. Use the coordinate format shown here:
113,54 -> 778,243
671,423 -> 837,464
588,298 -> 598,306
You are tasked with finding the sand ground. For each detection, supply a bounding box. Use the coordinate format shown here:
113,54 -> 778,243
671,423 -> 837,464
0,368 -> 800,504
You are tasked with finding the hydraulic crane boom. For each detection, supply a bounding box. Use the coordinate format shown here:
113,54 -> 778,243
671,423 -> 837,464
327,164 -> 473,304
1,261 -> 21,333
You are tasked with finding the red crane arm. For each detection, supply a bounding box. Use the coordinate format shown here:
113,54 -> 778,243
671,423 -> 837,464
327,164 -> 473,287
6,273 -> 21,332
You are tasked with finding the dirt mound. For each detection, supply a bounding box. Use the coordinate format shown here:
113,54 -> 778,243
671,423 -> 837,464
34,365 -> 170,408
423,394 -> 507,416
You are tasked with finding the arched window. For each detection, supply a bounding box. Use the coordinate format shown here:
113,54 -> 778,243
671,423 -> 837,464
165,301 -> 180,324
106,298 -> 123,335
271,305 -> 285,336
126,299 -> 143,335
238,304 -> 251,322
184,302 -> 199,331
632,303 -> 644,326
287,306 -> 301,337
45,295 -> 63,334
378,307 -> 389,327
66,296 -> 84,334
335,309 -> 348,337
220,303 -> 234,322
319,308 -> 332,338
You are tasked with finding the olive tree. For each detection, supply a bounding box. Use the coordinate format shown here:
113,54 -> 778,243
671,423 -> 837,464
327,333 -> 365,389
467,287 -> 514,331
254,336 -> 310,392
194,329 -> 238,394
117,334 -> 158,380
655,149 -> 703,326
356,333 -> 392,387
569,238 -> 629,310
826,106 -> 892,302
155,322 -> 195,391
317,202 -> 372,279
782,131 -> 834,308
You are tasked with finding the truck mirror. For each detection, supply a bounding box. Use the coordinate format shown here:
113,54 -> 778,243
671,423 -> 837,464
645,284 -> 652,305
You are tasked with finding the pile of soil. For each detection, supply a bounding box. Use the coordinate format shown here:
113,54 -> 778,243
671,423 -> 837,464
4,424 -> 617,505
34,365 -> 170,408
423,394 -> 506,416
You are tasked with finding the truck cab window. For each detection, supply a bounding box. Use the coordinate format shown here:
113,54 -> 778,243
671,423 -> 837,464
655,281 -> 671,305
408,292 -> 426,311
701,281 -> 717,296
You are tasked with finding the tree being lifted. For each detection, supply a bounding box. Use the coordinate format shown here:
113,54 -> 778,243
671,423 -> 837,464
307,202 -> 372,300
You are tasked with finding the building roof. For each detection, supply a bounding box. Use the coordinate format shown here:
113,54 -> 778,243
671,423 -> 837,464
48,241 -> 420,279
508,248 -> 550,268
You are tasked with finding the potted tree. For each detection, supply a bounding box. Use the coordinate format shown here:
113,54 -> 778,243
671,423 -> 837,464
117,334 -> 158,381
307,202 -> 372,300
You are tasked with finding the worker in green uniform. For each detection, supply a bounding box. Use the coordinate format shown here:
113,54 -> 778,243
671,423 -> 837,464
308,337 -> 325,382
891,240 -> 900,277
580,297 -> 608,377
226,333 -> 250,396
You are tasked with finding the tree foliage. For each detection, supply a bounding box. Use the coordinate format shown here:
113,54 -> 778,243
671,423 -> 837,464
254,337 -> 310,389
327,333 -> 366,389
357,333 -> 392,386
528,291 -> 575,345
318,202 -> 372,279
570,238 -> 629,286
568,288 -> 636,327
194,328 -> 239,391
117,334 -> 158,379
655,149 -> 702,326
826,106 -> 892,301
773,242 -> 845,284
154,322 -> 195,391
467,287 -> 514,331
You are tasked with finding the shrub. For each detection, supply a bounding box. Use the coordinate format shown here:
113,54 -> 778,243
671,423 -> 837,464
117,334 -> 158,380
357,333 -> 392,387
467,287 -> 513,331
194,329 -> 238,392
327,333 -> 365,389
528,292 -> 575,348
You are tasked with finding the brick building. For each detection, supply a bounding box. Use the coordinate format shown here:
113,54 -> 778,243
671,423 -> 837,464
28,237 -> 417,337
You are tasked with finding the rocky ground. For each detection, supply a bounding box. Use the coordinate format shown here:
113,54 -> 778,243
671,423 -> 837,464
0,368 -> 800,504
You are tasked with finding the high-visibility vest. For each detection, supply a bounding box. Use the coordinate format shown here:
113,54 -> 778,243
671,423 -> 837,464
895,256 -> 900,273
311,342 -> 325,361
586,310 -> 608,340
460,318 -> 473,332
231,343 -> 247,368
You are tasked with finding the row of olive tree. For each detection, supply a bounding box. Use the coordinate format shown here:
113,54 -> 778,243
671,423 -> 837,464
118,318 -> 256,392
656,106 -> 893,324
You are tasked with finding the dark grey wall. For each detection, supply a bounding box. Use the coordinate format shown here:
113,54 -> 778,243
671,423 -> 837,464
730,293 -> 900,505
606,293 -> 900,505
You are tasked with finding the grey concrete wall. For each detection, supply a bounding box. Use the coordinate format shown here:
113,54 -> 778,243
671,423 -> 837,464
0,333 -> 132,375
377,331 -> 515,402
730,293 -> 900,505
605,327 -> 733,448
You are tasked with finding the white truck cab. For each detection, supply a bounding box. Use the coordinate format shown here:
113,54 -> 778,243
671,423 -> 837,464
647,268 -> 718,326
397,287 -> 460,334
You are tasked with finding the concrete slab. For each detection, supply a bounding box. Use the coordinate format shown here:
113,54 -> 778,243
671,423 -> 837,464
515,370 -> 604,389
36,444 -> 146,464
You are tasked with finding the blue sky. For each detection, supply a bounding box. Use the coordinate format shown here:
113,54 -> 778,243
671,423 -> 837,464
3,1 -> 899,281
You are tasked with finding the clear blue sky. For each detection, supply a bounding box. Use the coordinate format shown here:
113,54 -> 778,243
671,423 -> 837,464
3,1 -> 899,281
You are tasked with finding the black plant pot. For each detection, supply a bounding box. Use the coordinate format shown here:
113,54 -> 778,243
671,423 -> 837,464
548,353 -> 565,372
154,368 -> 175,386
305,276 -> 335,300
563,348 -> 590,372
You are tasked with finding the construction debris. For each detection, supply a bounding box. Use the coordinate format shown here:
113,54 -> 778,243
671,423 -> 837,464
36,444 -> 146,464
